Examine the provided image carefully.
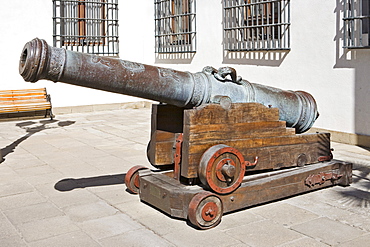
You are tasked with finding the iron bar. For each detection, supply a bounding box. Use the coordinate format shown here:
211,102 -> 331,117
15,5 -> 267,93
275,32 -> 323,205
155,0 -> 196,53
343,0 -> 370,49
223,0 -> 290,51
53,0 -> 118,56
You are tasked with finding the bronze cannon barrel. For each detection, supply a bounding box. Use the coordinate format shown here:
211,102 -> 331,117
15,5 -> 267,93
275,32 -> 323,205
19,38 -> 318,133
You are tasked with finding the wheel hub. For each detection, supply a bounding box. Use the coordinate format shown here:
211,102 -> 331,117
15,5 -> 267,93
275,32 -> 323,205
201,201 -> 218,221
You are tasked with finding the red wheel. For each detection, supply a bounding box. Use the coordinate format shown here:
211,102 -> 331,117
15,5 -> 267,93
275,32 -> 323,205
188,192 -> 223,230
125,165 -> 147,194
199,144 -> 245,194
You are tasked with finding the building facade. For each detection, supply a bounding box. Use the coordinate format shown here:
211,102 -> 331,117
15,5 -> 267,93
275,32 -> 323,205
1,0 -> 370,146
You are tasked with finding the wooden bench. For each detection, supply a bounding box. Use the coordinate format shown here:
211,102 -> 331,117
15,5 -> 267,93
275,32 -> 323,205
0,88 -> 53,120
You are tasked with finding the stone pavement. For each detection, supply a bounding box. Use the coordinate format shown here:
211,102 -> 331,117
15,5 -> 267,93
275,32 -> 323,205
0,107 -> 369,247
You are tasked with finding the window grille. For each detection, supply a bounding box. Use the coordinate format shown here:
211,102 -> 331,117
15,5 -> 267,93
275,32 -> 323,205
343,0 -> 370,48
155,0 -> 196,53
53,0 -> 119,56
223,0 -> 290,51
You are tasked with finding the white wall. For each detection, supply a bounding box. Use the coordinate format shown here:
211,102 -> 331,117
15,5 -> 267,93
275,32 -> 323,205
1,0 -> 369,137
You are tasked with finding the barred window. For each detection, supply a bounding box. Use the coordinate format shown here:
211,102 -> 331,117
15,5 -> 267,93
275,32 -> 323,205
155,0 -> 196,53
223,0 -> 290,51
53,0 -> 119,56
343,0 -> 370,48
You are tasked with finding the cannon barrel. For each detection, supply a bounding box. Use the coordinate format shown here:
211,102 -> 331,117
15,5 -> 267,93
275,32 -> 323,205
19,38 -> 318,133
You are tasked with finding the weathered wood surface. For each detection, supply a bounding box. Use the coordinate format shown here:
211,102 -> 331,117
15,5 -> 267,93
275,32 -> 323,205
148,103 -> 332,180
139,160 -> 352,220
151,104 -> 183,135
181,103 -> 331,178
184,103 -> 280,125
147,130 -> 176,167
221,160 -> 352,213
148,104 -> 183,167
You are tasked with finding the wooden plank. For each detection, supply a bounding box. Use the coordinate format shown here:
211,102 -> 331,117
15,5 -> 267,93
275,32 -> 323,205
221,161 -> 352,213
185,121 -> 295,143
0,106 -> 51,113
187,140 -> 330,173
0,103 -> 51,110
0,96 -> 46,102
181,132 -> 331,178
152,142 -> 175,166
0,103 -> 50,109
186,132 -> 329,153
0,88 -> 46,95
0,92 -> 46,98
0,100 -> 49,106
148,130 -> 176,166
151,104 -> 184,134
0,88 -> 46,92
184,103 -> 280,125
0,99 -> 46,104
139,161 -> 352,219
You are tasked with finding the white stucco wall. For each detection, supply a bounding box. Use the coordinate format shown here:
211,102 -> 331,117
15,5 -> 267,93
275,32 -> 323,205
1,0 -> 369,137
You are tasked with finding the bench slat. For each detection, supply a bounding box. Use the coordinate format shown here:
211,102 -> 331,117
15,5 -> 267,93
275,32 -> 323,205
0,96 -> 47,101
0,92 -> 46,97
0,88 -> 46,93
0,99 -> 48,105
0,104 -> 51,111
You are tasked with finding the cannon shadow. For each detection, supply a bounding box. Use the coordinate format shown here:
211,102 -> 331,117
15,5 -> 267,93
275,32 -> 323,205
54,174 -> 126,192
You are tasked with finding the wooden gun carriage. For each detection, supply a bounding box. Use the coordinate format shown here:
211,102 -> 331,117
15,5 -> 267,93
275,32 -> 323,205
19,38 -> 352,229
127,102 -> 351,229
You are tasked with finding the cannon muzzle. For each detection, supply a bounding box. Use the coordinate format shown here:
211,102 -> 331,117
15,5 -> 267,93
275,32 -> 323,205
19,38 -> 318,133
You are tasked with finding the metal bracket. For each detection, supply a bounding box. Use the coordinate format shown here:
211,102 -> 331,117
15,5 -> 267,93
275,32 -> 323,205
245,156 -> 259,167
174,133 -> 183,180
305,171 -> 343,187
318,149 -> 334,162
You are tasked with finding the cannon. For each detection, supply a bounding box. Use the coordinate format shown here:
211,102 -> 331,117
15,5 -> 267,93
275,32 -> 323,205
19,38 -> 352,229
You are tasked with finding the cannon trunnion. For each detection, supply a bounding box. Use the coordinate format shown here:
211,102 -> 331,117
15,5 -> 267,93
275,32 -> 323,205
19,38 -> 352,230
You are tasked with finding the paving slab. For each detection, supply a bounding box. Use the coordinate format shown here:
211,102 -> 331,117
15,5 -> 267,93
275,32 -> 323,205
250,202 -> 319,227
278,237 -> 330,247
0,179 -> 35,198
291,217 -> 366,246
63,201 -> 118,222
0,235 -> 28,247
91,187 -> 134,206
35,184 -> 101,208
163,227 -> 244,247
0,191 -> 47,211
3,202 -> 64,225
0,212 -> 19,239
16,215 -> 80,242
13,164 -> 57,178
27,231 -> 101,247
98,228 -> 175,247
78,214 -> 143,240
335,233 -> 370,247
224,219 -> 302,247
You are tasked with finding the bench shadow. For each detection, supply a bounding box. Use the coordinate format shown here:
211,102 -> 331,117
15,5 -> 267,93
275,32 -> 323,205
54,173 -> 126,191
0,119 -> 75,163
